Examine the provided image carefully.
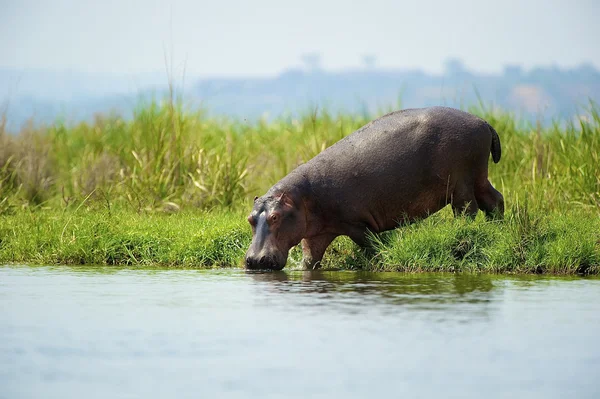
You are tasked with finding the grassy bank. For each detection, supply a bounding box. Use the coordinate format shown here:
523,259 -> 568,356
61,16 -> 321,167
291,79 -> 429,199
1,101 -> 599,273
0,206 -> 598,274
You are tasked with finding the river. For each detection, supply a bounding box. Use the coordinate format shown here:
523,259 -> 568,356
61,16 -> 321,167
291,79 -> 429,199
1,266 -> 599,398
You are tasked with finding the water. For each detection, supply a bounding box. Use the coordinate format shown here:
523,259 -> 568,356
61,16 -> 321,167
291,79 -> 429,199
1,266 -> 599,399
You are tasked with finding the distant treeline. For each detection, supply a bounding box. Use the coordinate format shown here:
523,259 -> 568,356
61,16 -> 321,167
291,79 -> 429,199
2,61 -> 599,130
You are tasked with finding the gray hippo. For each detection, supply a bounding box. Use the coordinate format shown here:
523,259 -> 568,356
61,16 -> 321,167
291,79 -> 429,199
245,106 -> 504,270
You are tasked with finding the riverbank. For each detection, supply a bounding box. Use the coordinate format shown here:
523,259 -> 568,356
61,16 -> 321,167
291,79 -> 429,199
1,207 -> 598,274
1,102 -> 599,274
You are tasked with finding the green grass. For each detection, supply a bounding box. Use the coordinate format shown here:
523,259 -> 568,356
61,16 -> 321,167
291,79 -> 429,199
1,100 -> 599,274
2,100 -> 598,212
0,207 -> 598,274
0,209 -> 249,267
371,207 -> 599,275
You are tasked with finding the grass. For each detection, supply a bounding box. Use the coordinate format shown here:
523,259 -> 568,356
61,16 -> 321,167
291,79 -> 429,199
1,99 -> 599,274
0,206 -> 598,275
371,206 -> 599,275
0,209 -> 249,267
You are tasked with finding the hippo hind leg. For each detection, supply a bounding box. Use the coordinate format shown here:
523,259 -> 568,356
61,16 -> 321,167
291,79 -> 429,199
451,184 -> 479,218
475,179 -> 504,219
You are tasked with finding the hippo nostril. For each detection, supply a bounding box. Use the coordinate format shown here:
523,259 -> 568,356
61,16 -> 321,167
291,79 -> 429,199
259,256 -> 267,266
245,256 -> 258,269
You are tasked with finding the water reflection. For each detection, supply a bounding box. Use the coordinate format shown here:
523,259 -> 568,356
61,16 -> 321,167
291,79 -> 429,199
246,270 -> 498,319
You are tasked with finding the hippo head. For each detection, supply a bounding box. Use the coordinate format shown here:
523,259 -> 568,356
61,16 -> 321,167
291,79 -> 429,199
245,191 -> 306,270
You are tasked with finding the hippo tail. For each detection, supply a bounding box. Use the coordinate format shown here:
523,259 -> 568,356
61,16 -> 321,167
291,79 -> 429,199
488,123 -> 501,163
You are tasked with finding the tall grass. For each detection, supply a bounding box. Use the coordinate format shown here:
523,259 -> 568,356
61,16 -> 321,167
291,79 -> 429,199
1,100 -> 598,213
479,102 -> 600,211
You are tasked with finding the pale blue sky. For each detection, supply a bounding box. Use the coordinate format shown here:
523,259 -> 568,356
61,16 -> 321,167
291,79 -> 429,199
1,0 -> 599,77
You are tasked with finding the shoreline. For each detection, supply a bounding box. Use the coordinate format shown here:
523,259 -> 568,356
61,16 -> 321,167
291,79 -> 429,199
1,209 -> 597,275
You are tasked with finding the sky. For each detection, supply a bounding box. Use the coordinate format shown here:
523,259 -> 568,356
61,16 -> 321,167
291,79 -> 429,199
1,0 -> 599,77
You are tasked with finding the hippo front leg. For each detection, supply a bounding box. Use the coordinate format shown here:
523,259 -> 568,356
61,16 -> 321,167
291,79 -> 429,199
301,234 -> 337,270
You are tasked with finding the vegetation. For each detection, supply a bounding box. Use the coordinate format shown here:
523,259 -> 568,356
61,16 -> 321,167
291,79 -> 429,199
1,100 -> 599,274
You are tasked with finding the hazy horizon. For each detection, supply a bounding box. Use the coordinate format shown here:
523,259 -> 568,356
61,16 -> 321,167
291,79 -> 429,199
1,0 -> 599,78
2,0 -> 599,131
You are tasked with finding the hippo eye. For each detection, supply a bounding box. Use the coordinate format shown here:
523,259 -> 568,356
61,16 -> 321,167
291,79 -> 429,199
268,213 -> 280,224
247,215 -> 256,226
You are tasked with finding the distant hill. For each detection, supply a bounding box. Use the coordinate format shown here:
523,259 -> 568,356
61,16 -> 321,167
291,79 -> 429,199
1,61 -> 599,131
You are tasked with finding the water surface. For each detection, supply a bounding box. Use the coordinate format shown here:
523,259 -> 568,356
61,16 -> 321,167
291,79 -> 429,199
1,266 -> 599,398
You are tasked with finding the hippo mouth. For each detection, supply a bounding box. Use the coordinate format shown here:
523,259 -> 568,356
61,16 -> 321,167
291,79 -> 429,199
244,253 -> 287,270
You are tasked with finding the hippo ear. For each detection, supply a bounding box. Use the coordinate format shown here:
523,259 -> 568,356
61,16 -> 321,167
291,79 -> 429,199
254,196 -> 259,202
278,192 -> 295,210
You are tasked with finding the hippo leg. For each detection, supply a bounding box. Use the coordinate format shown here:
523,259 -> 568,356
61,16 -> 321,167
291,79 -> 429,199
451,184 -> 479,218
475,179 -> 504,219
301,234 -> 337,270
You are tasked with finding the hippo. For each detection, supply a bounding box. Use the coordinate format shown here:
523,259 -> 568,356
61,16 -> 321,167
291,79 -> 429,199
245,106 -> 504,270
